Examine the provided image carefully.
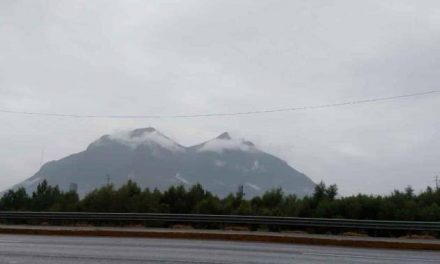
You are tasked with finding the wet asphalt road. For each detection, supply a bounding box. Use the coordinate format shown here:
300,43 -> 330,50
0,235 -> 439,264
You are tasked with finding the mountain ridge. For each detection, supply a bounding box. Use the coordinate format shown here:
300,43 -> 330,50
8,128 -> 316,197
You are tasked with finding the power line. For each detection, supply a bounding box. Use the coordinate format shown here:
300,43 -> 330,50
0,90 -> 438,119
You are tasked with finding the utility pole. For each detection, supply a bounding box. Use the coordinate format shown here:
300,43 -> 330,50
69,182 -> 78,193
40,147 -> 45,166
106,174 -> 111,186
237,184 -> 245,199
435,175 -> 439,191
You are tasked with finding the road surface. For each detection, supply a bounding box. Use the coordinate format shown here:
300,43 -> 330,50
0,235 -> 439,263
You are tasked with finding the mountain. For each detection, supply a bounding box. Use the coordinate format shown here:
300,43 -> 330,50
10,128 -> 316,197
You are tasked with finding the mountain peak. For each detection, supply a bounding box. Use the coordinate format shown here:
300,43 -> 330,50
130,127 -> 157,138
216,132 -> 232,140
91,127 -> 184,152
194,132 -> 258,154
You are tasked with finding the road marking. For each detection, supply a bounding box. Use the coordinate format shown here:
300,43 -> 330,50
302,251 -> 440,262
0,240 -> 23,243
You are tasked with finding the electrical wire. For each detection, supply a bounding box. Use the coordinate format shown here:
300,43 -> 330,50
0,90 -> 438,119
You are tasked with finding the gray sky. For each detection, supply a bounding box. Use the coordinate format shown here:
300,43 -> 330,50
1,0 -> 439,195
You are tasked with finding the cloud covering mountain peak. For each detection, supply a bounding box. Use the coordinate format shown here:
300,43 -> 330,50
92,129 -> 257,154
93,127 -> 184,151
196,134 -> 257,153
216,132 -> 232,140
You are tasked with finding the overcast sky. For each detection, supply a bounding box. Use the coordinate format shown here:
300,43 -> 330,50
1,0 -> 439,195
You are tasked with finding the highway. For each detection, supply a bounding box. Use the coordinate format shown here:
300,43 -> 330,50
0,235 -> 439,263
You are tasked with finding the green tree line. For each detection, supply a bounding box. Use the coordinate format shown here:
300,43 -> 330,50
1,180 -> 440,221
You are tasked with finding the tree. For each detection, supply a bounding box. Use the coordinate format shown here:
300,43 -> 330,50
80,184 -> 115,212
31,180 -> 62,211
0,187 -> 29,210
2,179 -> 440,225
326,184 -> 338,200
50,191 -> 79,212
161,185 -> 189,213
313,181 -> 327,202
114,180 -> 142,212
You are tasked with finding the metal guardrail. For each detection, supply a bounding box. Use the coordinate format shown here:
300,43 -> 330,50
0,212 -> 439,231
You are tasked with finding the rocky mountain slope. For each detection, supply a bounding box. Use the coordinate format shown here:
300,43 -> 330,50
11,128 -> 315,197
